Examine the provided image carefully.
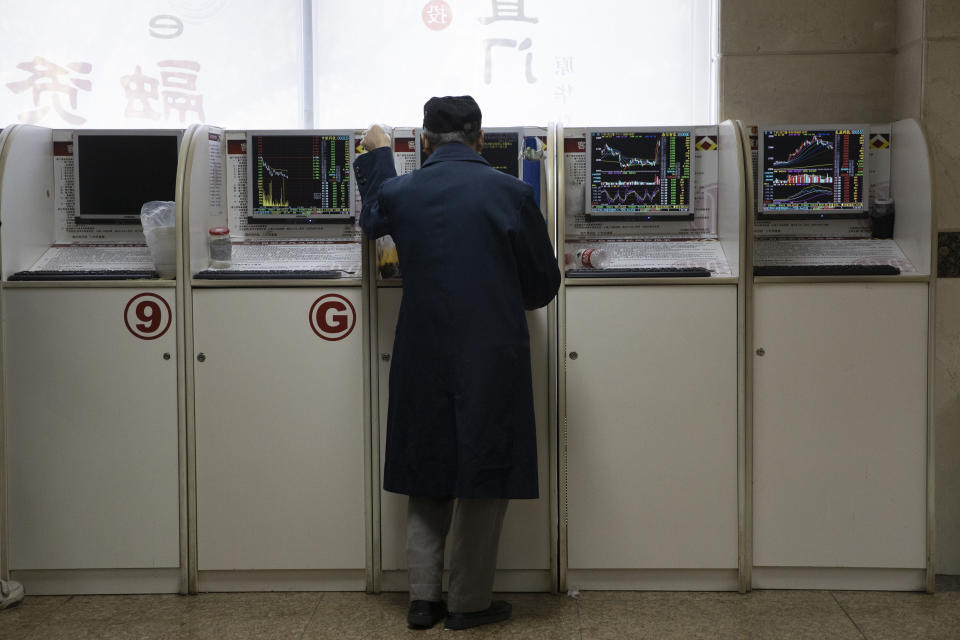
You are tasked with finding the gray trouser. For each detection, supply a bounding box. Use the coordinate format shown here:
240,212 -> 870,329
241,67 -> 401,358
406,496 -> 509,613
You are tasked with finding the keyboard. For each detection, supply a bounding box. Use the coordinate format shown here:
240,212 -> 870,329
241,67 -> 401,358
9,270 -> 159,281
195,269 -> 344,280
566,267 -> 712,278
753,264 -> 901,277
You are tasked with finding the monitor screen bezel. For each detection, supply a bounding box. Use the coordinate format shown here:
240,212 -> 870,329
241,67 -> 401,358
73,129 -> 183,225
584,126 -> 696,221
246,129 -> 356,224
756,123 -> 870,220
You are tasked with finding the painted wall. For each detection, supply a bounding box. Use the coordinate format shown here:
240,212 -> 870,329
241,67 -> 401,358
719,0 -> 896,124
923,0 -> 960,575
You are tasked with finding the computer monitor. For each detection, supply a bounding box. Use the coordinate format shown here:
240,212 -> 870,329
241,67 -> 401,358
585,128 -> 694,221
75,131 -> 182,224
480,129 -> 522,178
418,129 -> 522,178
758,125 -> 868,219
248,130 -> 354,223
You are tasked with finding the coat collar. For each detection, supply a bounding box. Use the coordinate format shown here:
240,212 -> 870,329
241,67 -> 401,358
421,142 -> 489,168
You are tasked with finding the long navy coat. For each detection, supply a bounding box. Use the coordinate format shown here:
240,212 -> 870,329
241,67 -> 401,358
354,143 -> 560,499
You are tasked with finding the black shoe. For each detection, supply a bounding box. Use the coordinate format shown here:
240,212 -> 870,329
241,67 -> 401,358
407,600 -> 447,629
444,600 -> 512,630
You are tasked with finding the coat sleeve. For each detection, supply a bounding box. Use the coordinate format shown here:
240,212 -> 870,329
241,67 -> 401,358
353,146 -> 398,239
511,190 -> 561,310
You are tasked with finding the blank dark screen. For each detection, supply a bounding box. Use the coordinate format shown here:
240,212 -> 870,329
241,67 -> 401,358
77,135 -> 179,219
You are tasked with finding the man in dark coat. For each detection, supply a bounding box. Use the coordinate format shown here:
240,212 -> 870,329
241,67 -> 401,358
354,96 -> 559,631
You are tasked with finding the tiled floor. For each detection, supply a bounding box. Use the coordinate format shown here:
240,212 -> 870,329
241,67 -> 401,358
2,589 -> 960,640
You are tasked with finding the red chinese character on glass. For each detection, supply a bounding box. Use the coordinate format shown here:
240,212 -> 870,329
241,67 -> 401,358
120,65 -> 162,120
422,0 -> 452,31
159,60 -> 204,123
5,56 -> 92,125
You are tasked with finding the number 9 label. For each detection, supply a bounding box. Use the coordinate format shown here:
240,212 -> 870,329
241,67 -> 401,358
124,293 -> 172,340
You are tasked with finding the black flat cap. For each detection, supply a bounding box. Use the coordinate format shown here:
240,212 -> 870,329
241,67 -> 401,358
423,95 -> 482,133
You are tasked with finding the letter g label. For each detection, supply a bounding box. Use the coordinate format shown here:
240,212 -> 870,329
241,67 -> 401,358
309,294 -> 356,341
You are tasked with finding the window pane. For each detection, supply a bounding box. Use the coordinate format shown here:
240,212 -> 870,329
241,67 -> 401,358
0,0 -> 304,129
313,0 -> 716,127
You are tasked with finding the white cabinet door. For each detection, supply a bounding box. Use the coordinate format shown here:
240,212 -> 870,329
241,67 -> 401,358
753,283 -> 927,568
377,288 -> 405,571
5,288 -> 180,570
192,288 -> 365,570
566,285 -> 738,569
377,288 -> 552,573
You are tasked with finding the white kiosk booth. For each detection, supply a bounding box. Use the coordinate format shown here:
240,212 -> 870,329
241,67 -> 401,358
558,122 -> 746,591
181,125 -> 370,592
742,120 -> 934,591
372,127 -> 558,593
0,124 -> 189,594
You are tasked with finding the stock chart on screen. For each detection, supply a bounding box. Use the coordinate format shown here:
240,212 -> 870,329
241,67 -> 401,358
249,133 -> 352,222
587,130 -> 692,218
759,127 -> 866,217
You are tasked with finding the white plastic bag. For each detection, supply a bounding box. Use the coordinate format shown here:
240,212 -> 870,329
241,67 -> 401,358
140,200 -> 176,278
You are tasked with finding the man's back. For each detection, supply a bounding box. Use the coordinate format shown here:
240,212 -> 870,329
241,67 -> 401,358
355,139 -> 559,499
379,142 -> 555,352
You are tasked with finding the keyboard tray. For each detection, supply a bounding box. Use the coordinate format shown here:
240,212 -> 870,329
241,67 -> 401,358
195,270 -> 343,280
566,267 -> 712,279
9,270 -> 159,281
753,264 -> 901,277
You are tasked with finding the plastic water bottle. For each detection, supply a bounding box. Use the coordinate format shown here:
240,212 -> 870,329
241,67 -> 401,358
574,247 -> 609,269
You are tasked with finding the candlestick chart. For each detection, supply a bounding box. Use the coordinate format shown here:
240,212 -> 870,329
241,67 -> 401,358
760,129 -> 865,212
589,131 -> 691,214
